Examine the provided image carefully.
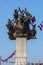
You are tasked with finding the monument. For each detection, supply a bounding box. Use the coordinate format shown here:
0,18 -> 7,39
6,7 -> 36,65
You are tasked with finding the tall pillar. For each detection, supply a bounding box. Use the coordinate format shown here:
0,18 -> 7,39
15,37 -> 27,65
0,56 -> 2,65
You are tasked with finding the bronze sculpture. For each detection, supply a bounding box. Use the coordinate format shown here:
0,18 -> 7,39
6,7 -> 36,40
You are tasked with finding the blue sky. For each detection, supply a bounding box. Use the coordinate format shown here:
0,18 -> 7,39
0,0 -> 43,65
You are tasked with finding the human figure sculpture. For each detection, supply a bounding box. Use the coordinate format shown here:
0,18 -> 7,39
6,19 -> 14,33
13,9 -> 18,25
6,7 -> 36,40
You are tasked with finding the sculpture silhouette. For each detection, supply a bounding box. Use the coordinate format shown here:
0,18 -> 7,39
6,7 -> 36,40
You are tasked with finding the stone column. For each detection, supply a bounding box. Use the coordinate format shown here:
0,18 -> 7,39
15,38 -> 27,65
0,56 -> 2,65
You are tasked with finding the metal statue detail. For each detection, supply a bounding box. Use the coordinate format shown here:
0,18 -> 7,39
6,7 -> 36,40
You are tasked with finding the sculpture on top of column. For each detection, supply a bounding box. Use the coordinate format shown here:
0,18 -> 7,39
6,7 -> 36,40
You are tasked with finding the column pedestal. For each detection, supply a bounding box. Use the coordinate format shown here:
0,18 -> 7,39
15,38 -> 27,65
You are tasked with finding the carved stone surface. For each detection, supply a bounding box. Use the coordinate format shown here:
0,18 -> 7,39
15,38 -> 27,65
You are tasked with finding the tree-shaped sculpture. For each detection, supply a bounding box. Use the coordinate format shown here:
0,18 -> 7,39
6,7 -> 36,40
